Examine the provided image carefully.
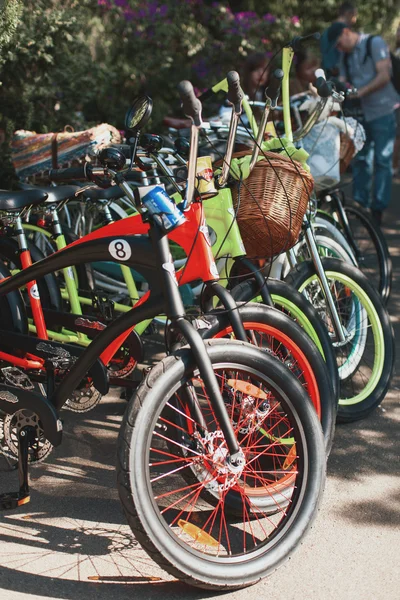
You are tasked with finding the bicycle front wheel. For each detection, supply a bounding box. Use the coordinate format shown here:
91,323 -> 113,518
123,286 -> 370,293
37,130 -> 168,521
285,258 -> 395,422
117,339 -> 326,590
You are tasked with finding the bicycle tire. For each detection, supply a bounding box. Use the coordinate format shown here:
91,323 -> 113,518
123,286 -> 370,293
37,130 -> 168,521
117,339 -> 326,590
315,214 -> 357,263
285,258 -> 395,422
280,233 -> 357,279
200,303 -> 335,452
230,278 -> 340,402
343,204 -> 392,304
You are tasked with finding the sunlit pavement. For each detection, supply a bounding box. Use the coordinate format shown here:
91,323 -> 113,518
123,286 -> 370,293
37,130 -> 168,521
0,181 -> 399,600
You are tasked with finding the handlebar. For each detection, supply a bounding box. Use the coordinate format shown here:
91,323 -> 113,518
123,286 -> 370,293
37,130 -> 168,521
289,32 -> 321,52
48,165 -> 88,182
177,80 -> 203,207
48,164 -> 114,191
332,79 -> 348,95
177,80 -> 202,127
226,71 -> 244,115
110,143 -> 132,158
265,69 -> 284,108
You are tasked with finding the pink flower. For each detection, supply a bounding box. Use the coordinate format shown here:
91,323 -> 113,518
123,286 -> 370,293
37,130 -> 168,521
263,13 -> 276,23
291,16 -> 300,24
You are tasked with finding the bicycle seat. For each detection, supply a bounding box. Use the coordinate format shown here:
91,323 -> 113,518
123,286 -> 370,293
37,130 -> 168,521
22,185 -> 79,204
80,185 -> 125,201
0,189 -> 48,212
44,186 -> 79,203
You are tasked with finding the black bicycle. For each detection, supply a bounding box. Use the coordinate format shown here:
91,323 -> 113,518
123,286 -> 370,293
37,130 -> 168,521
0,82 -> 326,590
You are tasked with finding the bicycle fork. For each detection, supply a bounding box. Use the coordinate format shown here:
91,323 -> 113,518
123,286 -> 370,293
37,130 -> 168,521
289,220 -> 348,344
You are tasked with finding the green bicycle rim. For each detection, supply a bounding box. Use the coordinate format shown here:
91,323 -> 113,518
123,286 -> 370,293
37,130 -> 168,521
298,271 -> 385,406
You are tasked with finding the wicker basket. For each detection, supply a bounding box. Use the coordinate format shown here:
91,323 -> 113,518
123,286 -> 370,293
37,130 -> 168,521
227,150 -> 314,259
339,133 -> 356,174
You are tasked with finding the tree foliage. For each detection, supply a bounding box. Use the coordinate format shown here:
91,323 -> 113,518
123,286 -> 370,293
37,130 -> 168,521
0,0 -> 399,186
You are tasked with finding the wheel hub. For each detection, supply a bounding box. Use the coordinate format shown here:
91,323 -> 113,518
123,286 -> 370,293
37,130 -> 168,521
192,431 -> 245,493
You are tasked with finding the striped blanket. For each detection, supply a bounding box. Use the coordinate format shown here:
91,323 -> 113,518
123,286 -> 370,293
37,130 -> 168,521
11,123 -> 122,180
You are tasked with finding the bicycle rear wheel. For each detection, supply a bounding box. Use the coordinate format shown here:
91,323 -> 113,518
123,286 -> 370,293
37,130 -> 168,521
117,339 -> 326,590
231,278 -> 339,402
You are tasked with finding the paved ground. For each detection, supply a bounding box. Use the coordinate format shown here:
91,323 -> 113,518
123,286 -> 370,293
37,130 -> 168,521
0,181 -> 399,600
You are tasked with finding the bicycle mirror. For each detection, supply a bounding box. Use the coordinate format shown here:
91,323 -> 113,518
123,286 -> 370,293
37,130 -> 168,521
124,96 -> 153,133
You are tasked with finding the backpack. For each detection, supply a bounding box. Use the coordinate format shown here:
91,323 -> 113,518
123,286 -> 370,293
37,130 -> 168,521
344,35 -> 400,94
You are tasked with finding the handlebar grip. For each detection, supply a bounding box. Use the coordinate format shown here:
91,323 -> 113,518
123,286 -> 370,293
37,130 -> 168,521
48,166 -> 88,182
174,137 -> 190,158
177,80 -> 202,127
110,144 -> 132,159
291,32 -> 321,52
226,71 -> 244,114
265,69 -> 284,107
315,68 -> 326,81
314,76 -> 334,98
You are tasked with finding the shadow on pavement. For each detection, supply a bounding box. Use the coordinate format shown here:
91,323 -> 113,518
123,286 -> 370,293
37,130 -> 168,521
0,183 -> 399,600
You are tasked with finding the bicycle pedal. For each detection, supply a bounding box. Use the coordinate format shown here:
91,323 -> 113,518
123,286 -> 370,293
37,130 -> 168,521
0,491 -> 30,511
90,290 -> 115,321
45,357 -> 75,371
35,343 -> 76,370
1,367 -> 34,390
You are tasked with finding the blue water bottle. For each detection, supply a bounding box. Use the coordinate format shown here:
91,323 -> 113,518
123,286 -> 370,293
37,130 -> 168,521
138,185 -> 186,231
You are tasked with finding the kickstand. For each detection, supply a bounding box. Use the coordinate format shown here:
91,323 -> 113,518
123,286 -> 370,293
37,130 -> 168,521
0,425 -> 34,511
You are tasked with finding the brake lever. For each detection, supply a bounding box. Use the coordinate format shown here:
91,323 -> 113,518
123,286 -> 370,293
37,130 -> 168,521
75,184 -> 98,196
332,89 -> 345,103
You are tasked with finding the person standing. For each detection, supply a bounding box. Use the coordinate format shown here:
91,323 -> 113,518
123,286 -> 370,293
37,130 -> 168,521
320,2 -> 358,77
326,23 -> 398,225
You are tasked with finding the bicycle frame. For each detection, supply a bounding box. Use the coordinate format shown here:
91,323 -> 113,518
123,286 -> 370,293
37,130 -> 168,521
2,163 -> 267,390
0,188 -> 256,374
23,206 -> 151,337
274,44 -> 348,341
26,203 -> 141,307
0,220 -> 242,461
318,191 -> 363,260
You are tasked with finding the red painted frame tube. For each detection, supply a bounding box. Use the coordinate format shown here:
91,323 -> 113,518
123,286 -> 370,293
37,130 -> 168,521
19,249 -> 48,340
62,203 -> 218,285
